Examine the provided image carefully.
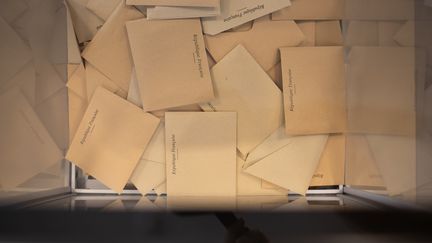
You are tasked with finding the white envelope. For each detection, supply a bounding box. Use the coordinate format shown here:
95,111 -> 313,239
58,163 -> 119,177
146,5 -> 220,19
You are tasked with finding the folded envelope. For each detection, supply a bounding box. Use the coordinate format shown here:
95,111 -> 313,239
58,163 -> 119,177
86,0 -> 122,20
202,0 -> 291,35
296,20 -> 344,46
272,0 -> 345,20
345,21 -> 404,47
82,2 -> 143,92
165,112 -> 237,197
146,5 -> 220,19
200,45 -> 283,159
243,127 -> 328,195
66,0 -> 105,44
126,18 -> 214,111
205,15 -> 305,71
281,46 -> 346,135
66,87 -> 160,193
0,88 -> 63,190
85,62 -> 128,101
0,61 -> 36,108
126,0 -> 220,7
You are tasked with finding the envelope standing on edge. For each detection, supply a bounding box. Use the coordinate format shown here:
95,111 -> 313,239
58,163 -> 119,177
126,18 -> 214,112
243,127 -> 328,195
200,45 -> 283,159
205,16 -> 305,72
281,46 -> 346,135
202,0 -> 292,35
165,112 -> 237,197
272,0 -> 345,20
66,87 -> 160,193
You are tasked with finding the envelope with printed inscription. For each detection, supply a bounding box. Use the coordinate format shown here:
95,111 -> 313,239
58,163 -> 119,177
281,46 -> 346,135
165,112 -> 237,197
202,0 -> 291,35
126,18 -> 214,112
66,87 -> 160,193
272,0 -> 345,20
126,0 -> 220,7
200,45 -> 283,159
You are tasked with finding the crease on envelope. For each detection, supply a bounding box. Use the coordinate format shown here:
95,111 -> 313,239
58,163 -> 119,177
34,61 -> 66,105
297,20 -> 343,46
146,5 -> 220,19
0,0 -> 28,24
85,62 -> 128,101
202,0 -> 291,35
0,61 -> 36,107
126,0 -> 220,7
243,127 -> 328,195
66,0 -> 105,44
82,2 -> 144,92
345,20 -> 405,47
165,112 -> 237,197
126,18 -> 214,111
66,4 -> 82,65
200,45 -> 283,159
266,62 -> 283,90
378,21 -> 404,46
272,0 -> 345,20
86,0 -> 122,21
205,15 -> 305,71
394,21 -> 414,46
66,87 -> 160,193
297,21 -> 316,46
345,0 -> 414,21
67,63 -> 87,100
67,63 -> 88,142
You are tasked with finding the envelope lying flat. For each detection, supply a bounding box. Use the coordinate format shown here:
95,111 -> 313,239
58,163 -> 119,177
0,89 -> 63,190
146,5 -> 220,19
243,127 -> 328,195
66,0 -> 105,43
85,62 -> 127,101
126,18 -> 214,111
281,46 -> 346,135
86,0 -> 121,20
202,0 -> 291,35
205,16 -> 305,71
272,0 -> 345,20
82,2 -> 143,92
165,112 -> 237,197
200,45 -> 283,159
296,20 -> 344,46
66,88 -> 160,193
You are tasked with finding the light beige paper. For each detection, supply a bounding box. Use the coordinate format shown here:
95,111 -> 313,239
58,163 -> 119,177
202,0 -> 291,35
205,16 -> 305,71
126,0 -> 220,7
267,62 -> 283,90
272,0 -> 345,20
66,0 -> 105,43
86,0 -> 122,20
67,63 -> 87,100
126,18 -> 214,111
85,62 -> 127,101
296,21 -> 315,46
200,45 -> 283,159
66,87 -> 160,193
82,2 -> 143,92
146,5 -> 220,19
281,47 -> 346,135
165,112 -> 237,197
0,89 -> 63,189
244,127 -> 328,195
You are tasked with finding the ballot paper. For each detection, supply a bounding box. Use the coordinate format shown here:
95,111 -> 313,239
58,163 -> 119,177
200,45 -> 283,159
66,87 -> 160,193
243,127 -> 328,195
202,0 -> 291,35
165,112 -> 237,197
66,0 -> 105,43
205,15 -> 305,71
281,46 -> 346,135
272,0 -> 345,20
126,18 -> 214,112
0,89 -> 63,190
126,0 -> 220,7
146,5 -> 220,19
86,0 -> 122,21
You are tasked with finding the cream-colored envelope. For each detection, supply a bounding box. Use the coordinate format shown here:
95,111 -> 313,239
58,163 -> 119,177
272,0 -> 345,20
243,127 -> 328,195
66,87 -> 160,193
281,46 -> 346,135
165,112 -> 237,197
66,0 -> 105,44
200,45 -> 283,159
126,0 -> 220,7
86,0 -> 122,20
202,0 -> 291,35
82,2 -> 143,92
126,18 -> 214,112
146,5 -> 220,19
205,16 -> 305,71
85,62 -> 128,101
0,88 -> 63,190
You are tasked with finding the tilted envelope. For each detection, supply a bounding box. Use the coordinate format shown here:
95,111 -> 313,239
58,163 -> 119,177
86,0 -> 122,20
272,0 -> 345,20
165,112 -> 237,197
146,5 -> 220,19
296,20 -> 343,46
200,45 -> 283,159
281,46 -> 346,135
66,88 -> 160,193
205,15 -> 305,71
243,127 -> 328,195
202,0 -> 291,35
85,62 -> 127,101
126,0 -> 219,7
66,0 -> 105,43
126,18 -> 214,111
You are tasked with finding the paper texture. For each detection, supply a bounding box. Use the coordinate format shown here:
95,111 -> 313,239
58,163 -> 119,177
146,5 -> 220,19
66,0 -> 105,43
296,20 -> 344,46
200,45 -> 283,159
126,18 -> 214,111
126,0 -> 220,7
281,46 -> 346,135
272,0 -> 345,20
86,0 -> 122,20
202,0 -> 291,35
165,112 -> 237,197
66,88 -> 160,193
85,62 -> 127,101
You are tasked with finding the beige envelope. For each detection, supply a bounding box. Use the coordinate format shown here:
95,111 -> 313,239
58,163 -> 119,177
267,62 -> 283,90
126,0 -> 220,7
200,45 -> 283,159
66,63 -> 87,100
165,112 -> 237,197
281,47 -> 346,135
66,87 -> 160,193
345,21 -> 404,47
272,0 -> 345,20
0,88 -> 63,190
126,18 -> 214,111
296,21 -> 315,46
86,0 -> 122,20
296,20 -> 343,46
66,63 -> 88,141
82,2 -> 143,92
146,5 -> 220,19
66,0 -> 105,44
205,16 -> 305,71
345,0 -> 414,20
85,62 -> 128,101
243,127 -> 328,195
379,21 -> 404,46
202,0 -> 291,35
